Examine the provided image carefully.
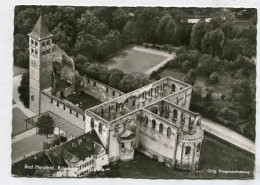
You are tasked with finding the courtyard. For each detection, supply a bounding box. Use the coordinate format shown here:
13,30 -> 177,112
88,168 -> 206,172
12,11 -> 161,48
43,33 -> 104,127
66,91 -> 102,110
105,46 -> 171,74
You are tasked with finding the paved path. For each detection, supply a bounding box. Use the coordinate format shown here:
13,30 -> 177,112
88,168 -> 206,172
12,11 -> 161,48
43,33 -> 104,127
13,74 -> 36,118
12,127 -> 36,143
201,118 -> 255,154
132,47 -> 175,75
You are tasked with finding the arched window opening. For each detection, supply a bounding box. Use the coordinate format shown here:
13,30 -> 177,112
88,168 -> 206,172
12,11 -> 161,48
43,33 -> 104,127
171,84 -> 176,92
99,123 -> 102,134
31,95 -> 34,101
145,116 -> 148,127
90,118 -> 94,129
173,109 -> 178,119
112,91 -> 115,96
181,112 -> 185,123
159,123 -> 163,134
152,119 -> 156,130
121,142 -> 125,149
167,127 -> 171,138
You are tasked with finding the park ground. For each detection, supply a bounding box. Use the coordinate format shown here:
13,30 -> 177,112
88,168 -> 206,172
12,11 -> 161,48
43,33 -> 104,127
104,46 -> 169,74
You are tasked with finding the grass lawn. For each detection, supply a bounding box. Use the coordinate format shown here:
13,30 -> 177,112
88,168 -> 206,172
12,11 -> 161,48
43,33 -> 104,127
66,91 -> 102,110
12,134 -> 52,161
105,133 -> 254,179
12,107 -> 33,136
13,65 -> 27,77
105,47 -> 167,73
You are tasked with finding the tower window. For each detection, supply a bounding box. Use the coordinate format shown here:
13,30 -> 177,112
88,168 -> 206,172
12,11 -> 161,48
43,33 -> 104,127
31,39 -> 34,45
31,48 -> 34,54
31,95 -> 34,101
83,116 -> 85,121
42,50 -> 46,55
46,49 -> 50,54
42,41 -> 45,47
56,101 -> 59,107
35,50 -> 38,55
121,142 -> 125,149
185,146 -> 191,155
112,91 -> 115,96
35,41 -> 38,46
46,40 -> 50,46
131,141 -> 134,147
93,81 -> 96,87
76,112 -> 78,117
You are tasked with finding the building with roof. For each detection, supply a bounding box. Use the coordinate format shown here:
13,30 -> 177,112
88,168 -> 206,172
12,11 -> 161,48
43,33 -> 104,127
25,16 -> 204,174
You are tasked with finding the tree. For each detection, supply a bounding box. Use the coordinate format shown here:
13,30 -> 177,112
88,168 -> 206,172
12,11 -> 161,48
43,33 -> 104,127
201,28 -> 224,57
196,54 -> 219,77
36,114 -> 55,138
183,69 -> 197,85
190,20 -> 208,50
74,54 -> 89,74
231,79 -> 254,119
112,8 -> 129,32
109,69 -> 124,89
209,72 -> 220,84
18,72 -> 29,108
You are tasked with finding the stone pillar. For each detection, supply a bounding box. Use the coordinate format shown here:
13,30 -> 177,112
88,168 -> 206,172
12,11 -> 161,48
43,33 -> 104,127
169,110 -> 174,121
176,111 -> 181,127
183,115 -> 189,132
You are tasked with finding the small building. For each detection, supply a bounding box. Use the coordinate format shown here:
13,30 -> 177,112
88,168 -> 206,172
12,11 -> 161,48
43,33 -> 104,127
119,129 -> 136,161
46,130 -> 109,177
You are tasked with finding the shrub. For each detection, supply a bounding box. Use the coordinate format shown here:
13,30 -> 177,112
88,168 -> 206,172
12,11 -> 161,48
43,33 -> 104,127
209,72 -> 220,84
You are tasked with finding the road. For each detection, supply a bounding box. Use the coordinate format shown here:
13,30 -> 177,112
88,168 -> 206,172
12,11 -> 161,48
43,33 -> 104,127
201,118 -> 255,154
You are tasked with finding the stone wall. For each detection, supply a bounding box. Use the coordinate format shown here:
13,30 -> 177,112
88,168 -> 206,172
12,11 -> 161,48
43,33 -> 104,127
81,77 -> 124,102
40,92 -> 85,130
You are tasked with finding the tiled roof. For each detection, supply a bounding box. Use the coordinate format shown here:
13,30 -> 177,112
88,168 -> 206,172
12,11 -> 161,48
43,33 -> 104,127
28,16 -> 53,40
45,130 -> 104,167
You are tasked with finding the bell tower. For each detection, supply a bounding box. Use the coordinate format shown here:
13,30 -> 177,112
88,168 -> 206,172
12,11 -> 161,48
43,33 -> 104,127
28,16 -> 53,114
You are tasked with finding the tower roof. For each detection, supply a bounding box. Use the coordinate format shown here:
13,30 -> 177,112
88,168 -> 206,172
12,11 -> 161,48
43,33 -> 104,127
28,16 -> 53,40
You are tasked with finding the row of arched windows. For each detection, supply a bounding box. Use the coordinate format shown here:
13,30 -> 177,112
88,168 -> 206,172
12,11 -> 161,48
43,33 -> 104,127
144,116 -> 172,138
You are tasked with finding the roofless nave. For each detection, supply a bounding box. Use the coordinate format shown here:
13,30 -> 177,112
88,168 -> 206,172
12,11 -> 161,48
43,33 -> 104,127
26,16 -> 204,177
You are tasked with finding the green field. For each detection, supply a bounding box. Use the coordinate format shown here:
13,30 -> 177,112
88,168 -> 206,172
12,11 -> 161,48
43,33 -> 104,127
105,47 -> 167,73
104,134 -> 254,179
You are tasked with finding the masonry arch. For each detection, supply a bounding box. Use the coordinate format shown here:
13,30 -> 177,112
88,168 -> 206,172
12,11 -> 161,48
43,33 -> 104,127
149,105 -> 160,115
152,119 -> 156,130
122,95 -> 138,110
99,123 -> 102,134
167,127 -> 172,138
159,123 -> 163,134
171,84 -> 176,92
173,109 -> 178,120
90,118 -> 94,129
